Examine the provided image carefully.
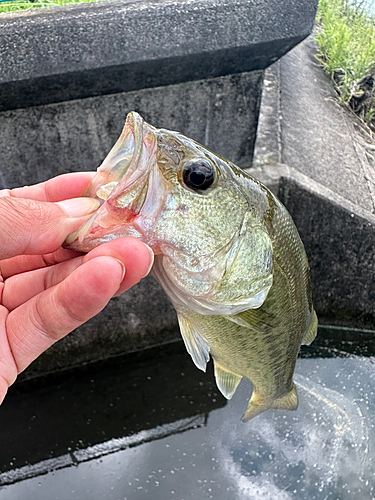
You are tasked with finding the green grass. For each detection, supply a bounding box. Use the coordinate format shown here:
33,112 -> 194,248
316,0 -> 375,127
0,0 -> 107,14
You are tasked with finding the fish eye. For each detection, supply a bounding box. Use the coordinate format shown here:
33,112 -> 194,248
182,159 -> 215,191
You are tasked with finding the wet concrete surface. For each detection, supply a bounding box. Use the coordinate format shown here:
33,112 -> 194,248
0,337 -> 374,499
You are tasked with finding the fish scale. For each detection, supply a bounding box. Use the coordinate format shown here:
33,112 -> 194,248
65,111 -> 317,422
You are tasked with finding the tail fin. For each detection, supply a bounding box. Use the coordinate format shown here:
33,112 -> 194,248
242,384 -> 298,422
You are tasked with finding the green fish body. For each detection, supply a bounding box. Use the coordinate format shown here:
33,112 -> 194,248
65,112 -> 317,421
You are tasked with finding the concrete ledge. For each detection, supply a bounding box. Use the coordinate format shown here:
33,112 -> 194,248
251,36 -> 375,332
253,35 -> 375,212
0,0 -> 318,110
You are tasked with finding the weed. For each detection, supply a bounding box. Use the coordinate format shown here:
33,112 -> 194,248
0,0 -> 105,14
316,0 -> 375,129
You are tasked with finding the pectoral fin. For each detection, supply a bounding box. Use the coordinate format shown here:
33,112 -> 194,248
213,360 -> 242,399
177,312 -> 210,372
242,384 -> 298,422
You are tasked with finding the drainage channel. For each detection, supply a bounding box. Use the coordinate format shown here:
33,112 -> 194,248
0,335 -> 374,499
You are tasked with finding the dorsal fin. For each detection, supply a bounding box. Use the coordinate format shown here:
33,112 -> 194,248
177,313 -> 210,372
213,360 -> 242,399
301,310 -> 318,346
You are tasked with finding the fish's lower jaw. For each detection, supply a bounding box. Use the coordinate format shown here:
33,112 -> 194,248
242,384 -> 298,422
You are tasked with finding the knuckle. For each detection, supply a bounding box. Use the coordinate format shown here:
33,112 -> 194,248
0,197 -> 58,229
59,293 -> 88,325
0,197 -> 65,256
34,292 -> 85,343
32,299 -> 51,339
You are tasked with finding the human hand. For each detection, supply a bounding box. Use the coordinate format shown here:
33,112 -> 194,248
0,173 -> 153,405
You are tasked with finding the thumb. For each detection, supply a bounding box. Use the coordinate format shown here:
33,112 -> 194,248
0,197 -> 99,260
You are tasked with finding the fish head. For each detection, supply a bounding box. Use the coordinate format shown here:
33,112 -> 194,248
65,112 -> 274,316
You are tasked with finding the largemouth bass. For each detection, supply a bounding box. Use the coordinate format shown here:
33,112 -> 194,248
65,112 -> 317,421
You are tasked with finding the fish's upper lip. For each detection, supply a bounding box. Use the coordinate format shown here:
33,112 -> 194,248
104,114 -> 158,219
64,112 -> 160,248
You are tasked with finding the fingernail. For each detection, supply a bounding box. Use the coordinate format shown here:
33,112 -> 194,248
57,197 -> 100,217
0,189 -> 11,198
143,244 -> 154,276
114,259 -> 126,282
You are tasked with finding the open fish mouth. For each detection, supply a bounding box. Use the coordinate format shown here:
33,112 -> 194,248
64,112 -> 164,251
84,111 -> 142,199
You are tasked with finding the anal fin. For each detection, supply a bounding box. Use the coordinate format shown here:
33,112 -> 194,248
242,383 -> 298,422
213,360 -> 242,400
302,310 -> 318,346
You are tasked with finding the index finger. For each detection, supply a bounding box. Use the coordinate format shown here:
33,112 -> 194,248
0,172 -> 96,203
